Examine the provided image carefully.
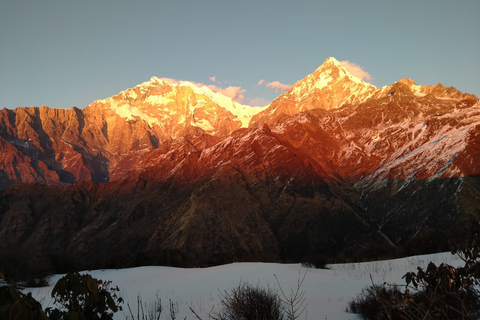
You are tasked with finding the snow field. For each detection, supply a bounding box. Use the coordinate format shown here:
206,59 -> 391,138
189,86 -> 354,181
26,252 -> 463,320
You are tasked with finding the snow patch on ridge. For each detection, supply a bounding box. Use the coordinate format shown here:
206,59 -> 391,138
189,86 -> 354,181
313,73 -> 334,90
192,119 -> 215,132
125,90 -> 138,100
113,103 -> 160,127
146,95 -> 175,105
411,85 -> 427,97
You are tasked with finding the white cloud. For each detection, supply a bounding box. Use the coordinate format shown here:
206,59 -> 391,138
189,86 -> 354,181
257,79 -> 292,93
265,81 -> 292,93
339,61 -> 373,81
207,85 -> 246,103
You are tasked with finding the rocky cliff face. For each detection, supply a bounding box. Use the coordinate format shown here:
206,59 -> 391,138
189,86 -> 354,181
0,79 -> 265,188
0,57 -> 479,269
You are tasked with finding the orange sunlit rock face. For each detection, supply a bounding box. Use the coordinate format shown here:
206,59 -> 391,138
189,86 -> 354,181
250,57 -> 378,128
1,57 -> 477,188
0,78 -> 249,186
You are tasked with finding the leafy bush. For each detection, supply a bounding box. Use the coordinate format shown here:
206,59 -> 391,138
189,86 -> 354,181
45,271 -> 123,320
1,270 -> 124,320
0,282 -> 49,320
348,222 -> 480,320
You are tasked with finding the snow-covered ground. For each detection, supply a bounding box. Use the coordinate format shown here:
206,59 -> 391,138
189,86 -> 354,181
26,252 -> 463,320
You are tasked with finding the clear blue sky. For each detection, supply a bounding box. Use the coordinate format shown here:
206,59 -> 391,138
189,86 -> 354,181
1,0 -> 479,109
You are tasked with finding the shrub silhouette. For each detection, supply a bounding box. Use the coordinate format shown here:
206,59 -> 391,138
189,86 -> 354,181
348,284 -> 403,320
45,271 -> 123,320
214,281 -> 285,320
348,222 -> 480,320
1,271 -> 123,320
0,281 -> 49,320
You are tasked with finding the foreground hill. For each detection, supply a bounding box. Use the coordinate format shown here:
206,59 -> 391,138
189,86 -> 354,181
0,57 -> 479,270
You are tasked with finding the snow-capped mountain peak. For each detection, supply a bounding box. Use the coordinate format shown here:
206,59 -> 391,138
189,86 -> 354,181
319,56 -> 346,71
285,57 -> 377,105
87,76 -> 267,140
249,57 -> 378,127
140,77 -> 269,128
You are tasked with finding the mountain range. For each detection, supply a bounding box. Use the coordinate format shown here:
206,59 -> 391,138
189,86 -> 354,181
0,57 -> 479,270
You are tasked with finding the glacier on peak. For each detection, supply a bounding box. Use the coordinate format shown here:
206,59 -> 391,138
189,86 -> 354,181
112,102 -> 160,127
